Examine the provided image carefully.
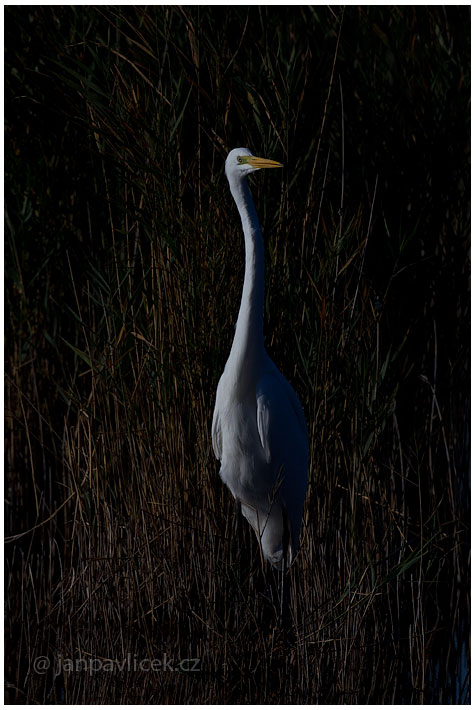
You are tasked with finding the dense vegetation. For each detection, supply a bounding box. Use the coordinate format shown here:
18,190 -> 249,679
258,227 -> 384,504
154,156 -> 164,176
5,6 -> 469,703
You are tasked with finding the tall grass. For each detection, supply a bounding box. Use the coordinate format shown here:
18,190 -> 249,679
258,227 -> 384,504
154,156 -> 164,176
5,6 -> 469,704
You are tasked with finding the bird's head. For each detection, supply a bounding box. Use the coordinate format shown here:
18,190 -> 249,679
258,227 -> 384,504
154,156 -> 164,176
225,147 -> 283,181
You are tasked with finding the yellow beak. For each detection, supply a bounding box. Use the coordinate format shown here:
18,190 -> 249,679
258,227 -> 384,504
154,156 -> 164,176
241,155 -> 283,169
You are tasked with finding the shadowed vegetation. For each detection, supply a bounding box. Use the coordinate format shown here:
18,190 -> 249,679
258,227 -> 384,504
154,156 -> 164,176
5,6 -> 469,704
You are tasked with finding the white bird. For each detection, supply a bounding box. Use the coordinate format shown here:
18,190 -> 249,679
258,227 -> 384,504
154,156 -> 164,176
212,147 -> 309,570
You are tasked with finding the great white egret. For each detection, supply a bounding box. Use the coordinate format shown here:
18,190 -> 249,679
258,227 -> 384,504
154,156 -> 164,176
212,148 -> 309,570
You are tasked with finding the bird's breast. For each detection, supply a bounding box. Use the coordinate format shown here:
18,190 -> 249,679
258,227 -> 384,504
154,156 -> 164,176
217,396 -> 272,503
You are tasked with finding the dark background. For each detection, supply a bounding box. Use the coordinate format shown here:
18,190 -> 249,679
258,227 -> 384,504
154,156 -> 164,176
5,6 -> 470,704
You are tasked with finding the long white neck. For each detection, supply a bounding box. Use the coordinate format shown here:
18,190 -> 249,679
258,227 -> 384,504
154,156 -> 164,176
227,173 -> 265,387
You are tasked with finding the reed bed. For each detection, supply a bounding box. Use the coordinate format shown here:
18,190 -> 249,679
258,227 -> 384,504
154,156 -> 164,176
5,6 -> 469,704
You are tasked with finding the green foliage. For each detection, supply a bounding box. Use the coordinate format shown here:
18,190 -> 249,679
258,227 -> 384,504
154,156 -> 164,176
5,6 -> 469,704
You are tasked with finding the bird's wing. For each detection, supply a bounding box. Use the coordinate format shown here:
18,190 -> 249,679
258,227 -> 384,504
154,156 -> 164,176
256,369 -> 308,558
256,369 -> 309,469
211,403 -> 222,461
286,381 -> 308,447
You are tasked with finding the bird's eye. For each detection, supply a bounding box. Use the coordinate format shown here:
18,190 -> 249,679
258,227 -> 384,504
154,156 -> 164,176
237,156 -> 246,165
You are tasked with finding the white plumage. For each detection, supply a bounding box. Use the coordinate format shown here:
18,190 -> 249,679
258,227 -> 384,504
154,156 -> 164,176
212,148 -> 308,569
